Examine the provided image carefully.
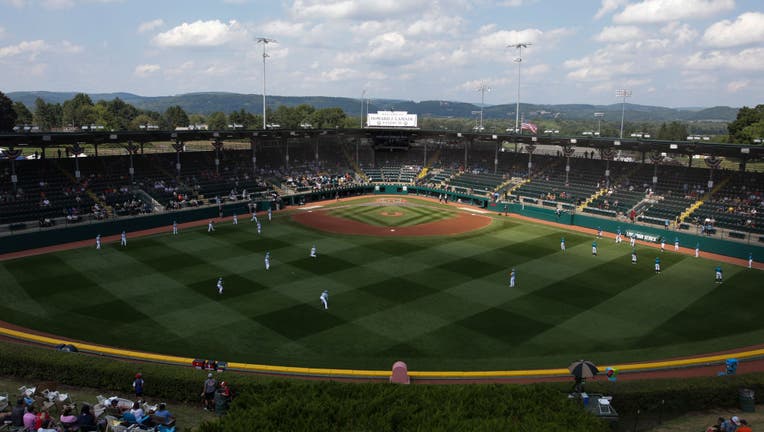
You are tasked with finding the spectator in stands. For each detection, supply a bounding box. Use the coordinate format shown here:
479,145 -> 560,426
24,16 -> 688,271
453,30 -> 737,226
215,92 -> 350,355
1,398 -> 26,427
77,404 -> 97,431
721,416 -> 741,432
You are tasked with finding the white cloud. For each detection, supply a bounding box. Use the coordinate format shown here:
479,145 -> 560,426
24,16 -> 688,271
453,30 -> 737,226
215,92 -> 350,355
703,12 -> 764,48
726,80 -> 749,92
660,22 -> 698,45
594,0 -> 627,19
59,40 -> 83,53
321,67 -> 355,81
406,15 -> 462,36
594,26 -> 646,42
138,19 -> 164,34
0,39 -> 47,58
614,0 -> 735,24
684,48 -> 764,71
289,0 -> 433,20
366,31 -> 407,61
261,20 -> 306,37
134,64 -> 160,77
152,20 -> 248,47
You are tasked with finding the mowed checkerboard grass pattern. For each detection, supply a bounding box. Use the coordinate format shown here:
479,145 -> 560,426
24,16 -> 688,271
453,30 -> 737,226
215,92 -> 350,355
0,197 -> 761,371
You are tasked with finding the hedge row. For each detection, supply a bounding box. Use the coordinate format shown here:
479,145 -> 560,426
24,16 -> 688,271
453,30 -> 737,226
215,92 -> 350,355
1,341 -> 762,431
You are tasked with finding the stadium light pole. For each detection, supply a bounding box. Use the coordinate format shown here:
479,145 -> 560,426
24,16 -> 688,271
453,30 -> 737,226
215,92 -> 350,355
257,37 -> 277,130
509,42 -> 531,134
476,82 -> 491,132
594,112 -> 604,136
616,89 -> 632,139
360,89 -> 366,128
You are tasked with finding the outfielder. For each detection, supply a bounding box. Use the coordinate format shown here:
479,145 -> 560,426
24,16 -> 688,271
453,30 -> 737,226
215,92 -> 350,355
265,251 -> 270,270
96,234 -> 101,250
560,237 -> 566,253
749,252 -> 753,269
654,257 -> 661,274
320,290 -> 329,309
509,268 -> 516,288
715,265 -> 723,283
173,220 -> 178,235
631,249 -> 637,264
629,234 -> 636,248
660,238 -> 665,252
233,213 -> 238,225
674,236 -> 679,252
310,245 -> 317,258
695,243 -> 700,258
592,240 -> 598,256
207,220 -> 215,232
217,277 -> 224,294
120,231 -> 127,247
615,227 -> 622,244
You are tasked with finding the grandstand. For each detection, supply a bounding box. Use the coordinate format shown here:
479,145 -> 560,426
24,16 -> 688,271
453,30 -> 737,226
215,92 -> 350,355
0,128 -> 762,243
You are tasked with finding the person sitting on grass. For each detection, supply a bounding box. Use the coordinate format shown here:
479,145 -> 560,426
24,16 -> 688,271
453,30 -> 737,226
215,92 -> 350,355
128,401 -> 145,422
77,404 -> 98,431
59,406 -> 78,429
0,398 -> 25,427
22,405 -> 37,432
152,403 -> 175,426
706,417 -> 725,432
737,419 -> 752,432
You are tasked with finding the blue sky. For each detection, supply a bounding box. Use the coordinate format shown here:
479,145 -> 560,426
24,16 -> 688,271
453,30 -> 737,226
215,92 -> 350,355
1,0 -> 763,107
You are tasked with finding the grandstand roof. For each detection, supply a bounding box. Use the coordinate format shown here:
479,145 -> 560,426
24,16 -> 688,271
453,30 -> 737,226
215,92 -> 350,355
0,129 -> 760,160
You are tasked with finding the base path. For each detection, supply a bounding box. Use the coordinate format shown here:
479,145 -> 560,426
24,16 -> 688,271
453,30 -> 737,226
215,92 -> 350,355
292,207 -> 492,236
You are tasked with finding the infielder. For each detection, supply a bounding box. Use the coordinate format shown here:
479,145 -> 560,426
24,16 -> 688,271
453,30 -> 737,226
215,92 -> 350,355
96,234 -> 101,250
310,245 -> 317,258
660,238 -> 665,252
320,290 -> 329,309
560,237 -> 566,253
268,208 -> 272,221
173,220 -> 178,235
120,231 -> 127,247
217,277 -> 224,294
715,265 -> 723,283
251,212 -> 258,223
592,240 -> 598,256
207,220 -> 215,232
749,252 -> 753,269
509,268 -> 516,288
654,257 -> 661,274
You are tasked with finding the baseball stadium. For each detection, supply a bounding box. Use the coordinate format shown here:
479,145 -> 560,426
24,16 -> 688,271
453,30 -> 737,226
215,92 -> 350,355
0,126 -> 763,430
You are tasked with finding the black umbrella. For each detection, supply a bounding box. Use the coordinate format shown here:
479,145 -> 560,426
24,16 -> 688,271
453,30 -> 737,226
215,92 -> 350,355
568,360 -> 598,378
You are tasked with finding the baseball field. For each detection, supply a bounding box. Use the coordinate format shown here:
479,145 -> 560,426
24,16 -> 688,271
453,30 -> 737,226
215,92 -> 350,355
0,196 -> 761,371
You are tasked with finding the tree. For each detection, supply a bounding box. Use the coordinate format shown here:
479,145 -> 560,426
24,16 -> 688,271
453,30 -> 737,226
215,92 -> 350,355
162,105 -> 189,130
311,107 -> 346,129
229,109 -> 258,129
100,98 -> 140,130
0,91 -> 17,131
728,105 -> 764,143
13,101 -> 33,125
33,98 -> 63,130
656,121 -> 688,141
62,93 -> 97,127
207,112 -> 228,130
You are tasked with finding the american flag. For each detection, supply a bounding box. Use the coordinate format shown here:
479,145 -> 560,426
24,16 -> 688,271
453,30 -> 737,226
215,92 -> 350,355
521,122 -> 538,134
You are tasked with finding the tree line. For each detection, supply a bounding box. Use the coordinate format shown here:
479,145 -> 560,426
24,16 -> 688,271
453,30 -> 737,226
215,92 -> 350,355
0,91 -> 761,144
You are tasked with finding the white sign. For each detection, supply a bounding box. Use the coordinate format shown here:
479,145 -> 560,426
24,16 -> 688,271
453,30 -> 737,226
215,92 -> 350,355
367,111 -> 418,128
626,230 -> 659,243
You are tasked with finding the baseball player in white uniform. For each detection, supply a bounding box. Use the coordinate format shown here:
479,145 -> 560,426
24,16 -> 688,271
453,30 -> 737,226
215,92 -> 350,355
217,277 -> 224,294
96,234 -> 101,250
320,290 -> 329,309
120,231 -> 127,247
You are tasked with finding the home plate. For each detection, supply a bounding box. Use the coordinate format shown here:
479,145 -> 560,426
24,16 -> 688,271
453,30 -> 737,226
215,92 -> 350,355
390,229 -> 395,232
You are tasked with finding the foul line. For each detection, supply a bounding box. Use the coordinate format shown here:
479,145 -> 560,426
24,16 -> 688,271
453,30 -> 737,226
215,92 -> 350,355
1,325 -> 762,380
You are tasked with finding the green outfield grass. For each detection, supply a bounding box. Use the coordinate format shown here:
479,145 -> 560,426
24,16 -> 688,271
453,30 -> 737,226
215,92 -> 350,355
0,197 -> 761,371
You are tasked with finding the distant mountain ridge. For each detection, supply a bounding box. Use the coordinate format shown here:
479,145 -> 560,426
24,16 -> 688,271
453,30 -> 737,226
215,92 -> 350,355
7,91 -> 739,122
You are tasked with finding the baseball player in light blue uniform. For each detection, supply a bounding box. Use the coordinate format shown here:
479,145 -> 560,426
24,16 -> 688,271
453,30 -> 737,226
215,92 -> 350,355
654,257 -> 661,274
560,237 -> 566,253
749,252 -> 753,269
268,208 -> 272,221
233,213 -> 238,225
615,227 -> 622,244
695,243 -> 700,258
674,236 -> 679,252
715,265 -> 723,283
631,248 -> 637,264
173,220 -> 178,235
592,240 -> 598,256
120,231 -> 127,247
